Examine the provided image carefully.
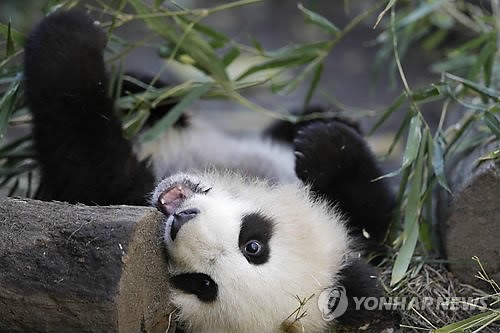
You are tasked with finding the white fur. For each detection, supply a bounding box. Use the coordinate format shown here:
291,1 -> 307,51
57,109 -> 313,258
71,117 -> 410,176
138,118 -> 297,183
158,172 -> 351,333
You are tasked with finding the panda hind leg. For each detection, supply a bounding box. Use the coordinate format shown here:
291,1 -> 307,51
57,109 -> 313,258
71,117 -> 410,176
24,10 -> 154,205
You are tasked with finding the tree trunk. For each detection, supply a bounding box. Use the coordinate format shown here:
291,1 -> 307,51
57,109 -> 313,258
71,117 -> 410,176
0,198 -> 176,333
436,140 -> 500,288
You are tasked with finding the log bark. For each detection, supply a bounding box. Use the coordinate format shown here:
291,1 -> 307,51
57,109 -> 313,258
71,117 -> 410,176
0,197 -> 176,333
436,140 -> 500,288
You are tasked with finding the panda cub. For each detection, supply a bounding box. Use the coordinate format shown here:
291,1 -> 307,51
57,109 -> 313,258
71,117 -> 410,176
24,10 -> 396,333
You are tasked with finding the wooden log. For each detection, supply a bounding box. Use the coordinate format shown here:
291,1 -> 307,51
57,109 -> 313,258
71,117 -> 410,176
0,197 -> 176,333
436,140 -> 500,288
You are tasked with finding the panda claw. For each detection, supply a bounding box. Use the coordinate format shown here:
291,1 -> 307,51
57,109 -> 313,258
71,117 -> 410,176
294,151 -> 305,159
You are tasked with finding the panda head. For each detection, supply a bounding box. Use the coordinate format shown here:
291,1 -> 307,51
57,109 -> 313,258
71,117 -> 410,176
153,172 -> 351,333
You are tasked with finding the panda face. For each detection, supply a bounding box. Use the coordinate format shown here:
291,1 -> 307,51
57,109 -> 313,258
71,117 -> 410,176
153,172 -> 351,333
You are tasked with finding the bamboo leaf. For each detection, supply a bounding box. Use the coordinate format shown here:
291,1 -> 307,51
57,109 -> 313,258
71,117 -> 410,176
140,83 -> 212,142
122,108 -> 150,138
304,62 -> 323,108
411,85 -> 441,101
128,0 -> 229,84
434,311 -> 499,332
267,42 -> 329,58
445,73 -> 500,102
432,133 -> 451,192
374,0 -> 397,29
477,149 -> 500,164
222,47 -> 240,67
6,22 -> 15,57
402,115 -> 422,168
0,76 -> 22,141
391,214 -> 419,286
391,134 -> 427,286
0,23 -> 25,48
237,54 -> 316,81
396,0 -> 448,29
176,16 -> 229,49
42,0 -> 79,14
370,93 -> 406,135
467,39 -> 496,82
449,32 -> 493,56
297,3 -> 340,35
484,110 -> 500,139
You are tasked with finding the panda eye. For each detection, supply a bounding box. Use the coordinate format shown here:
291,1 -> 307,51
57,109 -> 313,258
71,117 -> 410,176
243,240 -> 263,256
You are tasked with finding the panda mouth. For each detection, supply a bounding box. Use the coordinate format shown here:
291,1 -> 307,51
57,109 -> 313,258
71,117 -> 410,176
170,272 -> 218,302
157,183 -> 195,216
154,177 -> 211,216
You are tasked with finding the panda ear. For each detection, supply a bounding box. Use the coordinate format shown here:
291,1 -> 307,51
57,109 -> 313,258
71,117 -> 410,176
335,259 -> 399,327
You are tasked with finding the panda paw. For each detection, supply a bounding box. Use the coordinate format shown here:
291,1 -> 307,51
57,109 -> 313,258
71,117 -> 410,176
293,121 -> 373,189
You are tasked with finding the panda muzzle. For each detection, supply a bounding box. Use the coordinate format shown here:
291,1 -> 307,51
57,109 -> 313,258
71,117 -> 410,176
157,183 -> 195,216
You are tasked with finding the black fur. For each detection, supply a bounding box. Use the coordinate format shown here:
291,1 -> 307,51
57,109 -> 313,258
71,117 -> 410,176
264,105 -> 361,144
25,10 -> 397,329
24,10 -> 154,205
337,258 -> 397,326
293,121 -> 396,251
239,213 -> 274,265
170,273 -> 218,303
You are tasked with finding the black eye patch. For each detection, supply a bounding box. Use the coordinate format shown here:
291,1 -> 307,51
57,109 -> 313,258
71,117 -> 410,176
238,212 -> 274,265
170,273 -> 218,303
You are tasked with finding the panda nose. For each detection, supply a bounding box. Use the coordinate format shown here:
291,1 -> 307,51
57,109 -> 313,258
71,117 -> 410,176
171,208 -> 200,241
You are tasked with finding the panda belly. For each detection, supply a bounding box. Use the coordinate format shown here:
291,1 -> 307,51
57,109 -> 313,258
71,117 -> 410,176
137,118 -> 298,184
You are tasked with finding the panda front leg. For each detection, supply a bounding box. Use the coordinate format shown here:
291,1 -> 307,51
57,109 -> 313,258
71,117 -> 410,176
294,121 -> 399,326
24,10 -> 154,205
293,120 -> 396,248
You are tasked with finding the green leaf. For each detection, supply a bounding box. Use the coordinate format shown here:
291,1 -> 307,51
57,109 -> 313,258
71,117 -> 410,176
42,0 -> 79,14
484,110 -> 500,139
449,32 -> 494,56
0,76 -> 22,141
467,39 -> 496,82
297,3 -> 340,35
446,73 -> 500,102
140,83 -> 212,142
370,93 -> 406,135
396,0 -> 448,29
391,134 -> 427,286
391,214 -> 419,286
434,311 -> 500,332
402,115 -> 422,168
432,133 -> 450,192
6,22 -> 15,57
236,42 -> 328,81
0,23 -> 26,48
222,47 -> 240,68
176,16 -> 229,49
128,0 -> 229,84
411,85 -> 441,102
304,62 -> 323,108
374,0 -> 397,29
154,0 -> 165,8
236,54 -> 316,81
477,148 -> 500,164
251,39 -> 264,54
267,41 -> 329,58
431,55 -> 476,74
122,108 -> 150,139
